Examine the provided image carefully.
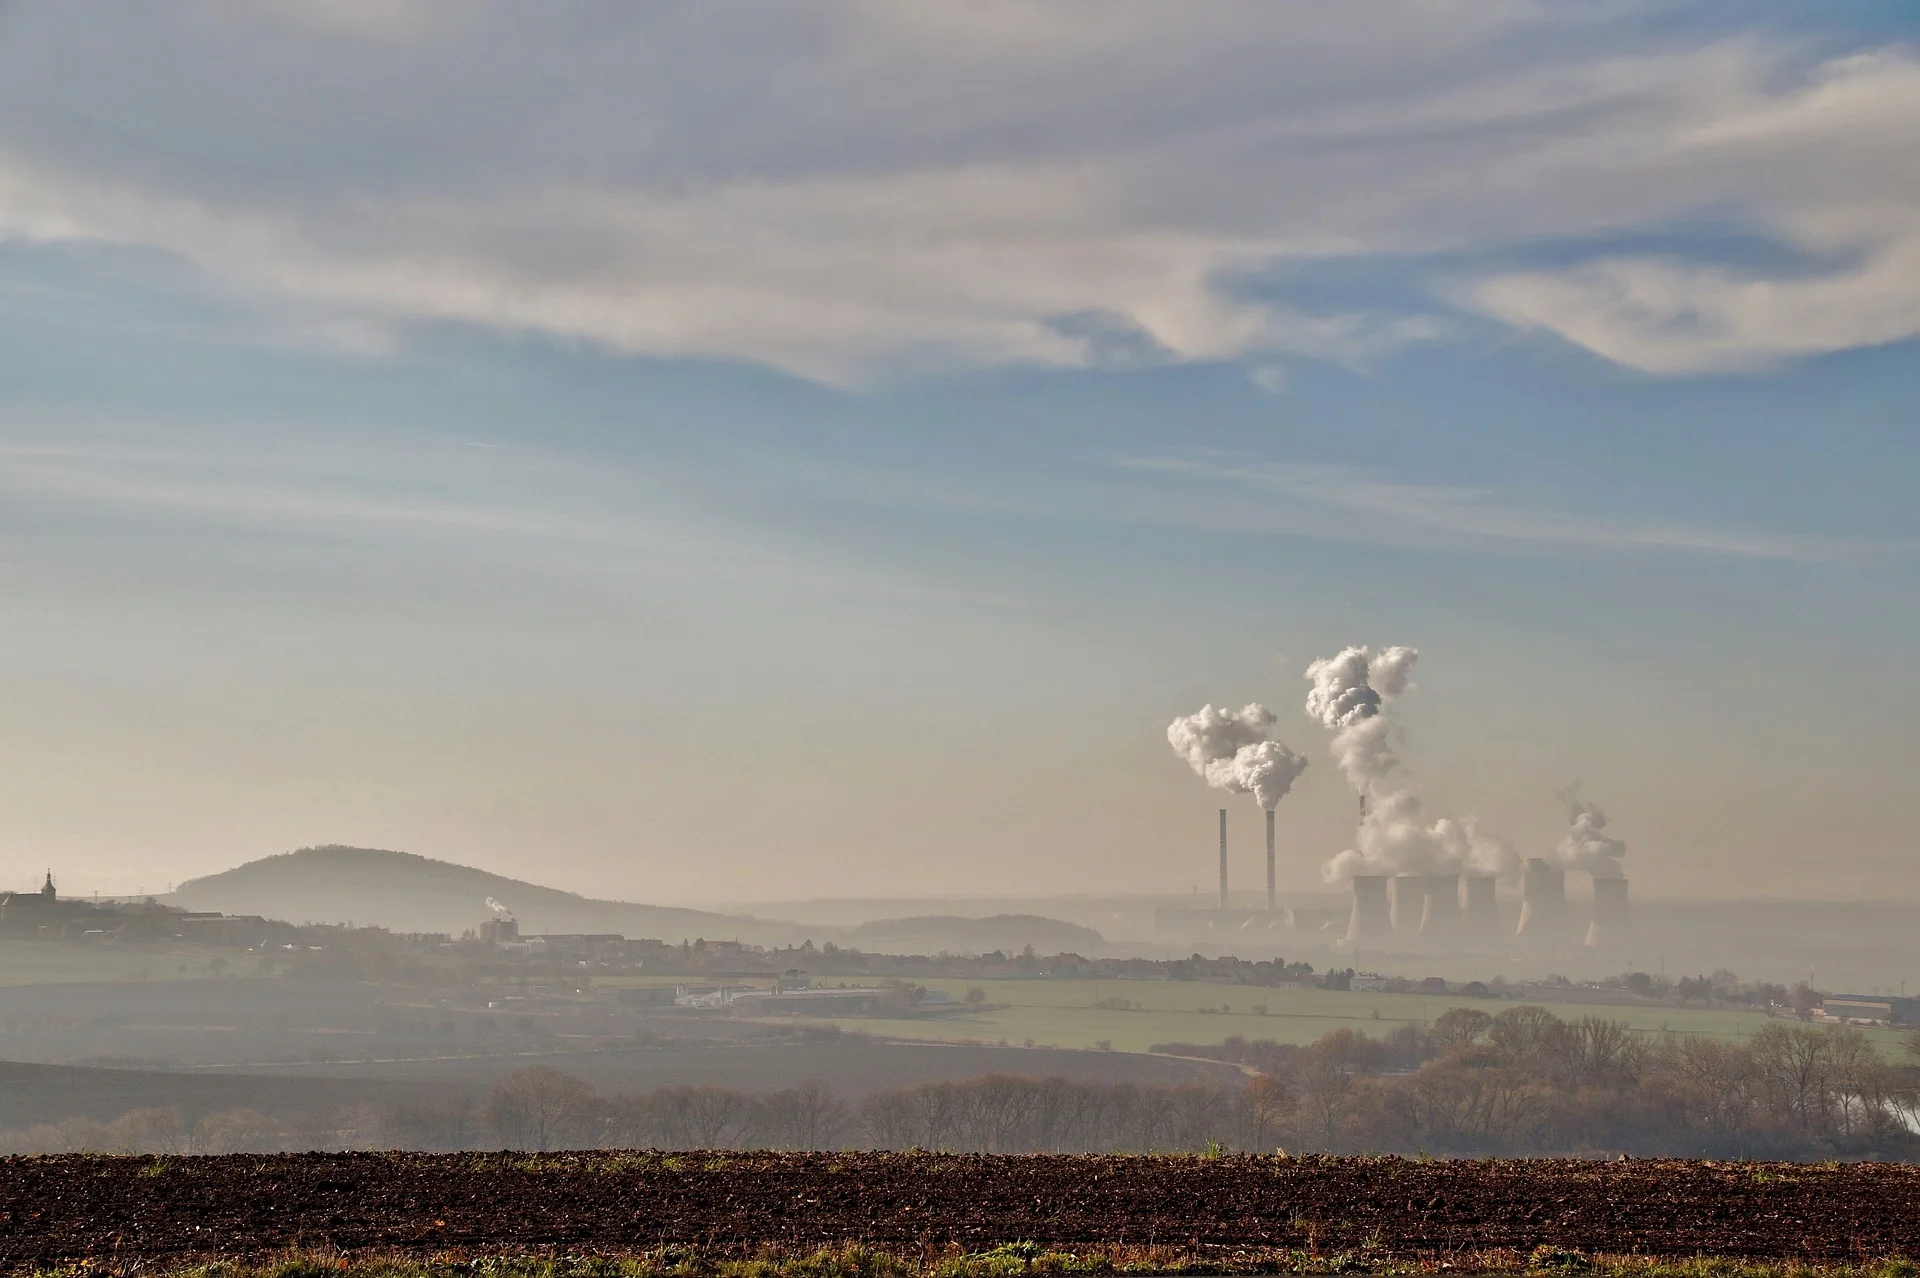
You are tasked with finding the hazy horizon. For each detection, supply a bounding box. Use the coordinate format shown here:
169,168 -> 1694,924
5,4 -> 1920,908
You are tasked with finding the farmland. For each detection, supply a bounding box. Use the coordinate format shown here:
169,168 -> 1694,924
0,939 -> 266,987
761,977 -> 1900,1055
5,1151 -> 1920,1272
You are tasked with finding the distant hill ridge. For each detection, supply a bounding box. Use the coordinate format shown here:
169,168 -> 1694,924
170,845 -> 799,945
843,914 -> 1105,953
170,846 -> 1106,954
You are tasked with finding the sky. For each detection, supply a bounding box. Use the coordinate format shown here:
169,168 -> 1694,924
2,1 -> 1918,906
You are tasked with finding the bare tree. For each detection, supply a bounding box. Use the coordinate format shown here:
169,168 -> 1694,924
751,1080 -> 848,1149
483,1066 -> 600,1150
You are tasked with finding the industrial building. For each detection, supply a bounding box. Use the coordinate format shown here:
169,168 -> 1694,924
1162,810 -> 1635,953
1819,994 -> 1920,1026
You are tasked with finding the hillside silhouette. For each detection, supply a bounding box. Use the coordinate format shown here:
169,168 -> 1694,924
169,846 -> 1106,953
170,846 -> 801,944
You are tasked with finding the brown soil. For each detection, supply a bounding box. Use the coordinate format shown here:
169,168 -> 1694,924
2,1152 -> 1916,1270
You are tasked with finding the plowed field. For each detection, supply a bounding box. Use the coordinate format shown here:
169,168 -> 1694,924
3,1152 -> 1917,1270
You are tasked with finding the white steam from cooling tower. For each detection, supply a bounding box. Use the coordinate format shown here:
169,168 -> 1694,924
1302,645 -> 1518,885
1552,784 -> 1628,879
1166,703 -> 1309,810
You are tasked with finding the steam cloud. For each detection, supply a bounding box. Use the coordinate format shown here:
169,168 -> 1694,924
1552,785 -> 1627,879
1166,702 -> 1309,810
485,897 -> 513,918
1302,645 -> 1517,883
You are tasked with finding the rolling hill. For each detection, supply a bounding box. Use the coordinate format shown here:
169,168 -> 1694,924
169,845 -> 805,945
169,847 -> 1109,954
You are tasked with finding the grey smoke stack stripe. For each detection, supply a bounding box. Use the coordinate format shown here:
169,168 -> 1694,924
1586,876 -> 1630,947
1218,808 -> 1228,910
1516,857 -> 1567,941
1389,874 -> 1426,937
1265,808 -> 1276,912
1346,874 -> 1392,946
1418,874 -> 1462,945
1463,875 -> 1500,944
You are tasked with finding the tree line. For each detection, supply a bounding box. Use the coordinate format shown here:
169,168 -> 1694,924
7,1008 -> 1916,1158
1163,1006 -> 1920,1159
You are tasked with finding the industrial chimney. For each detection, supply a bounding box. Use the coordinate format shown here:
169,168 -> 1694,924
1218,809 -> 1229,911
1418,874 -> 1462,947
1265,808 -> 1276,913
1462,875 -> 1500,947
1346,875 -> 1393,948
1586,876 -> 1630,948
1515,857 -> 1567,942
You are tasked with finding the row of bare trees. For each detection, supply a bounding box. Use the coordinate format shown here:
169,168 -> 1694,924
1187,1007 -> 1920,1158
382,1069 -> 859,1152
377,1067 -> 1268,1153
381,1010 -> 1920,1158
0,1105 -> 361,1155
10,1011 -> 1913,1158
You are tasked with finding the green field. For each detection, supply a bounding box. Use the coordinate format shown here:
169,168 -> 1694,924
0,939 -> 267,986
769,977 -> 1906,1056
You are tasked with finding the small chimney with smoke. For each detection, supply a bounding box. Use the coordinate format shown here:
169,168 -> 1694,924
480,897 -> 518,945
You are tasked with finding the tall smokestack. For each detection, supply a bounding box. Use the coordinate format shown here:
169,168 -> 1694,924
1586,876 -> 1629,948
1462,875 -> 1500,947
1418,874 -> 1462,947
1346,875 -> 1392,948
1389,875 -> 1425,938
1218,808 -> 1229,910
1265,808 -> 1276,913
1516,857 -> 1567,942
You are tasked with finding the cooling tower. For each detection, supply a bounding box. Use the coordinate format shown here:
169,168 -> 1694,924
1515,857 -> 1567,942
1389,875 -> 1426,937
1418,874 -> 1462,946
1265,808 -> 1276,913
1218,809 -> 1229,910
1346,875 -> 1393,948
1585,876 -> 1630,948
1462,875 -> 1500,946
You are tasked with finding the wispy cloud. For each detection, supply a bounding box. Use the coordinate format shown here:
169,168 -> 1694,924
0,6 -> 1914,380
1118,456 -> 1899,562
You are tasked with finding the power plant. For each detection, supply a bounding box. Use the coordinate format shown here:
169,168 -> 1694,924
1163,653 -> 1636,955
1159,807 -> 1634,953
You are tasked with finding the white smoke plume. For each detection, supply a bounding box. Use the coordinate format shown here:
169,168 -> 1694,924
1230,738 -> 1311,810
1166,702 -> 1308,810
1304,645 -> 1518,884
1552,785 -> 1627,879
1303,645 -> 1418,793
485,897 -> 513,918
